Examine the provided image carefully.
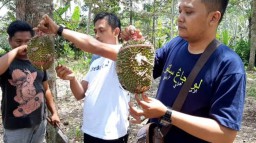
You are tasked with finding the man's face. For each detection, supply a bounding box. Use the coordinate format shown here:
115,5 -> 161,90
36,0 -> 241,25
178,0 -> 211,41
9,31 -> 32,56
94,18 -> 118,44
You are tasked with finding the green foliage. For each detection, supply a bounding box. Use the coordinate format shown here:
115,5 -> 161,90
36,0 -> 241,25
153,23 -> 169,48
84,0 -> 121,15
217,29 -> 232,46
233,39 -> 250,65
246,72 -> 256,98
0,48 -> 6,56
71,6 -> 80,22
218,0 -> 251,45
120,0 -> 177,49
67,125 -> 83,142
1,0 -> 253,68
57,56 -> 91,76
54,4 -> 70,18
71,56 -> 91,75
221,30 -> 231,45
0,34 -> 11,54
53,5 -> 85,59
247,87 -> 256,98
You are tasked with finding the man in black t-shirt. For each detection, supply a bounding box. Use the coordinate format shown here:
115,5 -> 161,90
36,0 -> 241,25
0,20 -> 60,143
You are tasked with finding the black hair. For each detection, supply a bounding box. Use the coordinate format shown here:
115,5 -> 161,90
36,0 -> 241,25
93,12 -> 121,32
201,0 -> 229,23
7,20 -> 34,38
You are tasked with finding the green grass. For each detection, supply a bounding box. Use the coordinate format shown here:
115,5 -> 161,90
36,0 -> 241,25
246,71 -> 256,98
56,57 -> 91,78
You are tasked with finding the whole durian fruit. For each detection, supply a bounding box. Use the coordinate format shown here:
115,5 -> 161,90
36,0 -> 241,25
116,39 -> 154,94
27,35 -> 54,70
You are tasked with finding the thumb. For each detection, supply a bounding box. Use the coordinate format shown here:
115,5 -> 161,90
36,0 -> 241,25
141,93 -> 150,102
43,14 -> 49,21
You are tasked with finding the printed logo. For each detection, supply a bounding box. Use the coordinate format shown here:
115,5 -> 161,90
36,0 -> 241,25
8,69 -> 43,117
163,64 -> 203,94
90,60 -> 110,71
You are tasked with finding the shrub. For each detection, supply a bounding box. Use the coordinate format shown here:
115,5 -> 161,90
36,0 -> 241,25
233,39 -> 250,65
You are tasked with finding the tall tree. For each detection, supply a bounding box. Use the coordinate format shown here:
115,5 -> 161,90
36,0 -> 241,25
16,0 -> 59,142
248,0 -> 256,70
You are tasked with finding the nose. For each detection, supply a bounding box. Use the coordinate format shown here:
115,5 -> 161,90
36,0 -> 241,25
95,33 -> 99,40
21,41 -> 29,46
21,42 -> 27,46
178,13 -> 184,23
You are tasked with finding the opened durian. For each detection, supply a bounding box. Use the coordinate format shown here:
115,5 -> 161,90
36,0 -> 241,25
27,35 -> 55,70
116,39 -> 154,94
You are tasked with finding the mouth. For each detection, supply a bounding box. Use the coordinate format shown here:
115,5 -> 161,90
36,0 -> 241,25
178,25 -> 186,30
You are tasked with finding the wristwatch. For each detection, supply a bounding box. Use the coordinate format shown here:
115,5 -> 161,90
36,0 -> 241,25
159,107 -> 172,126
57,25 -> 66,36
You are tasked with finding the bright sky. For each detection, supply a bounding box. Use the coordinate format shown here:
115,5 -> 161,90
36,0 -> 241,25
0,6 -> 8,17
0,1 -> 146,17
0,1 -> 82,17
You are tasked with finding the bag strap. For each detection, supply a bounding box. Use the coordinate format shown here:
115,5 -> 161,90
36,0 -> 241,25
161,39 -> 221,136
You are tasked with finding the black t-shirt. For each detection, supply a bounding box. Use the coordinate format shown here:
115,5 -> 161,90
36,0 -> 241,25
0,58 -> 47,129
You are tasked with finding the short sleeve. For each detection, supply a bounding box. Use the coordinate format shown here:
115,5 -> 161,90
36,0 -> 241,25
153,37 -> 185,79
154,47 -> 167,79
83,72 -> 90,82
210,73 -> 246,130
43,71 -> 48,82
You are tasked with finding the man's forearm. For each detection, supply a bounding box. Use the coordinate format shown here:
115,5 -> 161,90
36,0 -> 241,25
0,48 -> 18,75
171,110 -> 237,143
70,78 -> 86,100
45,89 -> 58,115
61,29 -> 119,61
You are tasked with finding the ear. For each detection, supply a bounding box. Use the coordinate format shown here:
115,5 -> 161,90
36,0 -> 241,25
209,11 -> 221,25
113,27 -> 120,37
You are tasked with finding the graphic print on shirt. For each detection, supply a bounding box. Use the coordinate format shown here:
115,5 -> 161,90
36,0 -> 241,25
8,69 -> 43,117
90,60 -> 110,72
163,64 -> 203,94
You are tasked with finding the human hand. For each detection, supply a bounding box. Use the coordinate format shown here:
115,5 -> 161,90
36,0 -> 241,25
121,25 -> 144,41
47,114 -> 60,127
16,45 -> 27,55
34,14 -> 59,35
129,93 -> 167,124
55,65 -> 75,81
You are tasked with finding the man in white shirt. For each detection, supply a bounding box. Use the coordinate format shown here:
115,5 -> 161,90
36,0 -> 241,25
55,12 -> 130,143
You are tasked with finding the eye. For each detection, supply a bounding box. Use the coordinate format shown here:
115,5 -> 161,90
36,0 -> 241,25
186,11 -> 193,15
99,29 -> 104,33
16,41 -> 22,44
25,40 -> 30,44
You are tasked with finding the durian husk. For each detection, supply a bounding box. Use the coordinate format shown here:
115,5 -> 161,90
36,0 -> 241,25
116,40 -> 155,94
27,35 -> 55,70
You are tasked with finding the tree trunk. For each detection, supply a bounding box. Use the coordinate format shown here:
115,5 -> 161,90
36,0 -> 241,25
152,0 -> 156,47
248,0 -> 256,70
87,3 -> 92,34
16,0 -> 58,142
170,0 -> 176,39
129,0 -> 133,25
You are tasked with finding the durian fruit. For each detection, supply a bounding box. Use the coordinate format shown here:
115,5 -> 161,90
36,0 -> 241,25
116,39 -> 155,94
27,35 -> 55,70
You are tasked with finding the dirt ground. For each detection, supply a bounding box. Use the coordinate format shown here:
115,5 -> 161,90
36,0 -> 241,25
0,74 -> 256,143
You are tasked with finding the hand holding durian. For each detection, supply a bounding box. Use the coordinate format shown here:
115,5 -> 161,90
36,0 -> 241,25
117,26 -> 155,94
27,35 -> 55,70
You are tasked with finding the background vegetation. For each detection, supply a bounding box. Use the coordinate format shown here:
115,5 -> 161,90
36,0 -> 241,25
0,0 -> 255,89
0,0 -> 255,67
0,1 -> 256,142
